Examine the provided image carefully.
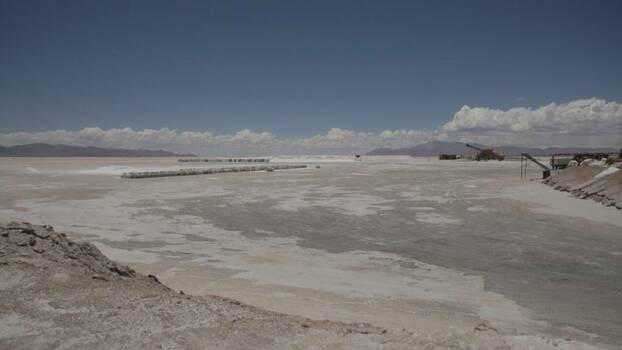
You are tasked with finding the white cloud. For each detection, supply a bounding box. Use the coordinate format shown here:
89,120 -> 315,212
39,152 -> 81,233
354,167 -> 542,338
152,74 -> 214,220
291,128 -> 445,153
0,126 -> 442,156
442,98 -> 622,147
1,98 -> 620,154
444,97 -> 619,130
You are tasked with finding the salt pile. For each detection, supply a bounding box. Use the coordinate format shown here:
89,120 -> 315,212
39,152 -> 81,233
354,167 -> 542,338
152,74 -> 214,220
544,164 -> 622,209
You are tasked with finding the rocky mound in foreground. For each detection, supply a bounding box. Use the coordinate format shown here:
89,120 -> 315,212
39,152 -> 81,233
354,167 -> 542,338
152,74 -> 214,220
543,164 -> 622,209
0,222 -> 603,349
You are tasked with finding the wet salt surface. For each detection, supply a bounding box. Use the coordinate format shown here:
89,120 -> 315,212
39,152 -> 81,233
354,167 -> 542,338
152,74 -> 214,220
1,156 -> 621,347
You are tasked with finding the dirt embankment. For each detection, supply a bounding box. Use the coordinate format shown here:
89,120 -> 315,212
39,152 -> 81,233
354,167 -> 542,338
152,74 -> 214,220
0,222 -> 604,349
543,164 -> 622,209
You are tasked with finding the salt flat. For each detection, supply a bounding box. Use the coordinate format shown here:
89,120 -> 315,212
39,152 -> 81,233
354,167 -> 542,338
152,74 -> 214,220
1,156 -> 621,348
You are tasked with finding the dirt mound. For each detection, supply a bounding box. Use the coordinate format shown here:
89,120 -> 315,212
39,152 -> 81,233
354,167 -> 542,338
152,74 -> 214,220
543,165 -> 622,209
0,222 -> 606,349
1,222 -> 136,279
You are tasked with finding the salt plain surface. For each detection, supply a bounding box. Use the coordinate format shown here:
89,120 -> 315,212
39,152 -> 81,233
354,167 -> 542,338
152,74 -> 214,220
1,156 -> 621,348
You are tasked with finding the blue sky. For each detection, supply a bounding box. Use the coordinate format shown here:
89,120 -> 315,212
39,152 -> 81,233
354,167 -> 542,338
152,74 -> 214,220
0,1 -> 621,153
2,0 -> 621,133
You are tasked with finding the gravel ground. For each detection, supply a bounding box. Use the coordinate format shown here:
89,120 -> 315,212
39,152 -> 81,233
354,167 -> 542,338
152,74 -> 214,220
1,221 -> 590,350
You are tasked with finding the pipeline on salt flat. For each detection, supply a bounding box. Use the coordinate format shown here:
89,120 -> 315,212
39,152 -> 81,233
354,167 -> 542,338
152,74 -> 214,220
121,164 -> 307,179
178,158 -> 270,163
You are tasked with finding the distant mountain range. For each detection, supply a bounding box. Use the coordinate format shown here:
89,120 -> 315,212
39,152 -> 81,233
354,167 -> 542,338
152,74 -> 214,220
366,141 -> 619,157
0,143 -> 196,157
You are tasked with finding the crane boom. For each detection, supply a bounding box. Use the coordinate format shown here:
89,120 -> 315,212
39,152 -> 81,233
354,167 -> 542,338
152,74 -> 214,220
521,153 -> 552,179
464,143 -> 504,161
521,153 -> 551,170
465,144 -> 483,151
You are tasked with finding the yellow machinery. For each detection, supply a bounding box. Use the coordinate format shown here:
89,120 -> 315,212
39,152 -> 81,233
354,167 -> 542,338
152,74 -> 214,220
465,144 -> 505,161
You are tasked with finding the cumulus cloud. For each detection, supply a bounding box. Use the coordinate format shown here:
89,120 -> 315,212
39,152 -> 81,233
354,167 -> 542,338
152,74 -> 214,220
0,126 -> 443,156
442,98 -> 622,147
290,128 -> 446,152
1,98 -> 619,154
444,98 -> 621,132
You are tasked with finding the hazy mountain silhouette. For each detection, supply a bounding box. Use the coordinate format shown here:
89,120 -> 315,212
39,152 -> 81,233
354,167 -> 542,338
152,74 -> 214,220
367,141 -> 618,156
0,143 -> 196,157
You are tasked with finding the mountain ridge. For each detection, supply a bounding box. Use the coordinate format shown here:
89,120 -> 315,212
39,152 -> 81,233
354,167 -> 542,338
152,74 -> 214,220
366,141 -> 618,156
0,143 -> 196,157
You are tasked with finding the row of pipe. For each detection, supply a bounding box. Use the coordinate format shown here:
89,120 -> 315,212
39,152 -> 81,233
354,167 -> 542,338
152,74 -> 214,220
178,158 -> 270,163
121,164 -> 306,179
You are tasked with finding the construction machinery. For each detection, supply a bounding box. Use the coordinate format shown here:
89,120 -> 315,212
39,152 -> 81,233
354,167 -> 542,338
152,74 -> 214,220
439,154 -> 459,160
465,144 -> 505,161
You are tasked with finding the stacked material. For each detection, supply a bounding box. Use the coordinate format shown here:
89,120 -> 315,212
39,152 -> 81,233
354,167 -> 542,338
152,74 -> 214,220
544,164 -> 622,209
121,164 -> 306,179
178,158 -> 270,163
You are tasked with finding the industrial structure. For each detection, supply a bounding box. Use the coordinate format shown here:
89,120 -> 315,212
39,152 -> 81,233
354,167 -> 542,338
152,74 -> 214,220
465,144 -> 505,161
521,153 -> 551,179
550,151 -> 619,170
179,158 -> 270,163
439,154 -> 459,160
122,164 -> 306,179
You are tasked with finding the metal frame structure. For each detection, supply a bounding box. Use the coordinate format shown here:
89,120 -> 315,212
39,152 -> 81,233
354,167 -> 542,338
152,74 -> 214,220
521,153 -> 551,179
